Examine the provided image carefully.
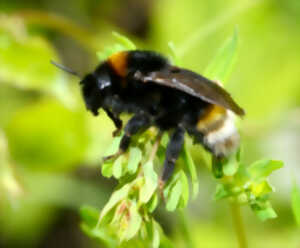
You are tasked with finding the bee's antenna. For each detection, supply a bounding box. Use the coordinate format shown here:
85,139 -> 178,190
50,60 -> 81,78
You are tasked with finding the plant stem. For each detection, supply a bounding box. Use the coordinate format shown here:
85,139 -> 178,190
177,210 -> 195,248
149,131 -> 163,162
230,202 -> 248,248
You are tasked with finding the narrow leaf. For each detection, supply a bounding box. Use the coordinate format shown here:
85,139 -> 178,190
127,147 -> 142,174
250,180 -> 273,197
168,41 -> 181,66
204,27 -> 238,83
248,159 -> 283,180
148,194 -> 159,213
178,171 -> 189,208
212,156 -> 224,179
152,219 -> 161,248
80,205 -> 99,227
254,207 -> 277,221
101,162 -> 114,178
223,158 -> 239,176
140,161 -> 158,203
112,156 -> 123,179
124,201 -> 142,241
112,32 -> 136,50
214,184 -> 230,200
103,135 -> 122,157
291,182 -> 300,226
166,179 -> 182,212
182,143 -> 199,198
99,184 -> 131,221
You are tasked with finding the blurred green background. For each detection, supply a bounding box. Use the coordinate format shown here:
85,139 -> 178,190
0,0 -> 300,247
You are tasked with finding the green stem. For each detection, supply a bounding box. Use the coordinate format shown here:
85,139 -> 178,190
177,210 -> 195,248
230,202 -> 248,248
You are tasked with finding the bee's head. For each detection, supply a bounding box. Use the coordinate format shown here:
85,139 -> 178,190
80,65 -> 112,115
51,60 -> 113,116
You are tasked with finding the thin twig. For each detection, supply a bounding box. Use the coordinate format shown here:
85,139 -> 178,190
149,131 -> 163,162
230,202 -> 248,248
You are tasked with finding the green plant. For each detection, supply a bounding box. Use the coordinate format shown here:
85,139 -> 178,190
79,32 -> 284,248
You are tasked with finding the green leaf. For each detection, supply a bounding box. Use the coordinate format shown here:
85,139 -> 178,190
127,147 -> 142,174
166,178 -> 182,212
102,162 -> 114,178
140,161 -> 158,204
212,157 -> 224,179
103,135 -> 122,157
182,143 -> 199,198
250,180 -> 273,197
80,205 -> 100,227
214,184 -> 230,200
148,194 -> 159,213
178,171 -> 189,209
112,156 -> 123,179
97,32 -> 136,62
80,206 -> 117,248
291,182 -> 300,226
97,44 -> 124,62
112,32 -> 136,50
80,224 -> 117,248
163,172 -> 181,199
99,184 -> 131,221
168,41 -> 181,66
123,201 -> 142,241
248,159 -> 283,180
254,207 -> 277,221
101,136 -> 123,177
204,27 -> 238,83
152,219 -> 161,248
223,158 -> 239,176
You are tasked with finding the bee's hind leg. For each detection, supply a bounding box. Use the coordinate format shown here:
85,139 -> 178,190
159,126 -> 185,193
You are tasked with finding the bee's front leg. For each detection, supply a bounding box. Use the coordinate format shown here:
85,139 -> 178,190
102,113 -> 152,162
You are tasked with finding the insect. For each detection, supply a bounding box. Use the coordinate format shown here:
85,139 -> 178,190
52,50 -> 245,183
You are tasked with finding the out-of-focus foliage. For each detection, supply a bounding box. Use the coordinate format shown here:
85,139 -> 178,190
291,183 -> 300,226
0,0 -> 300,247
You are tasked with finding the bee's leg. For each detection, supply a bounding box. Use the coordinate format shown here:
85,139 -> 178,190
159,127 -> 185,190
102,114 -> 152,161
104,108 -> 123,137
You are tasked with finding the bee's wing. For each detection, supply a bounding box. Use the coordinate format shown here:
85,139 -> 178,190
134,66 -> 245,116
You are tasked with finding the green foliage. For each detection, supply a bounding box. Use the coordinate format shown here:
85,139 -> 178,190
5,100 -> 89,171
97,32 -> 136,62
204,28 -> 238,83
0,2 -> 297,247
82,129 -> 197,246
291,182 -> 300,226
0,16 -> 73,105
79,31 -> 284,247
214,156 -> 283,221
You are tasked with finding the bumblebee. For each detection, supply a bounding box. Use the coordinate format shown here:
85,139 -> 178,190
53,50 -> 245,182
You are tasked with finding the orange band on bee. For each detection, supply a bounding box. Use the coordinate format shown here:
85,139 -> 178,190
108,51 -> 128,78
197,105 -> 226,131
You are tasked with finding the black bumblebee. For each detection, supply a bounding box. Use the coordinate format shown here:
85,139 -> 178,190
53,50 -> 245,182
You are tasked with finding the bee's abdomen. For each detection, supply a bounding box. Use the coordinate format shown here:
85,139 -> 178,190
196,105 -> 239,157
